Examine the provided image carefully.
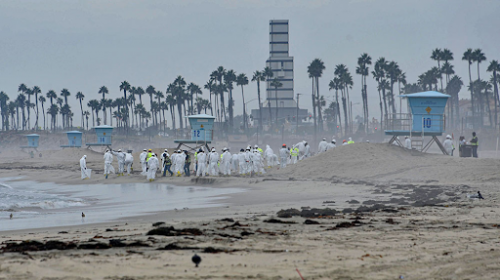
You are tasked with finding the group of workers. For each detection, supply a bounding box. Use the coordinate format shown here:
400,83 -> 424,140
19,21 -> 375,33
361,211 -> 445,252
402,131 -> 479,157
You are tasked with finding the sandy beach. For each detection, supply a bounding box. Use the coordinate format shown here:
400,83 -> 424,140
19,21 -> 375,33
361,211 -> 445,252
1,143 -> 500,279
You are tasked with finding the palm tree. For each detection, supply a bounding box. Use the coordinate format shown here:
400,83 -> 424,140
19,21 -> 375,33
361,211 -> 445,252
173,76 -> 187,129
165,94 -> 176,130
8,102 -> 16,130
76,92 -> 85,129
236,73 -> 249,130
462,49 -> 475,125
263,67 -> 274,125
385,61 -> 402,114
187,83 -> 202,116
60,89 -> 71,127
214,66 -> 227,122
87,100 -> 99,127
98,86 -> 108,125
270,78 -> 283,125
472,49 -> 486,80
83,111 -> 90,130
329,78 -> 343,134
18,84 -> 30,128
431,48 -> 444,91
308,59 -> 326,130
48,104 -> 59,130
0,92 -> 9,131
372,58 -> 388,127
32,86 -> 41,129
487,60 -> 500,128
204,78 -> 215,116
224,70 -> 236,129
446,75 -> 463,128
56,98 -> 63,129
16,94 -> 26,130
251,70 -> 266,130
356,53 -> 372,131
46,90 -> 56,105
155,90 -> 164,127
119,81 -> 131,129
146,85 -> 155,116
38,95 -> 46,130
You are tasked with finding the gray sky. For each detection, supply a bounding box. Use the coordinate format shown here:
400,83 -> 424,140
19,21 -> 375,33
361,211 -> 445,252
1,0 -> 499,128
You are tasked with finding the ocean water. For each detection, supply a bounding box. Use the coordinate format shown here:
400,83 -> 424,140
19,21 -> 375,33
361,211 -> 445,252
0,178 -> 244,231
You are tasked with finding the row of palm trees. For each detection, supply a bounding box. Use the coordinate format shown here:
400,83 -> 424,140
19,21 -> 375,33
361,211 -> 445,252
307,48 -> 500,136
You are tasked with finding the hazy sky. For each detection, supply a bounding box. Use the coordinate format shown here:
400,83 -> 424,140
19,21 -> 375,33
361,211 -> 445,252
1,0 -> 499,127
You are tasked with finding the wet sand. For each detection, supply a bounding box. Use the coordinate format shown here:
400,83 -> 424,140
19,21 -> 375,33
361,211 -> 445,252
1,143 -> 500,279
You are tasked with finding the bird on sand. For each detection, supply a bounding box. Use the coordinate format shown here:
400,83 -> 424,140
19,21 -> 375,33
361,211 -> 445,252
10,213 -> 13,219
82,212 -> 85,218
192,254 -> 201,267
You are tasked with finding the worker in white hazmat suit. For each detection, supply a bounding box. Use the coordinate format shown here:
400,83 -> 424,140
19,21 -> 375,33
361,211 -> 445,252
443,135 -> 454,156
237,149 -> 247,175
295,141 -> 305,160
196,149 -> 207,177
140,149 -> 148,175
245,147 -> 253,174
147,154 -> 159,182
175,150 -> 186,176
318,138 -> 328,153
264,145 -> 274,167
405,136 -> 412,150
327,139 -> 336,150
302,142 -> 310,160
208,148 -> 219,176
252,149 -> 265,175
221,148 -> 232,176
80,155 -> 90,180
112,149 -> 126,176
124,152 -> 134,175
279,144 -> 289,168
103,149 -> 114,179
231,152 -> 239,173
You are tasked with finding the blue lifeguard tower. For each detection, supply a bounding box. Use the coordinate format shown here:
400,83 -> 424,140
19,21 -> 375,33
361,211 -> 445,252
174,114 -> 215,152
61,131 -> 83,148
21,134 -> 40,150
86,125 -> 113,150
384,91 -> 450,155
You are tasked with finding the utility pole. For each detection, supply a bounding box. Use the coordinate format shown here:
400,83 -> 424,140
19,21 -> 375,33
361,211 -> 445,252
296,93 -> 301,134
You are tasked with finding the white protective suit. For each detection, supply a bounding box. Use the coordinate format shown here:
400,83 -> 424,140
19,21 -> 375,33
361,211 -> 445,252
279,147 -> 289,168
238,151 -> 247,175
140,151 -> 148,175
196,152 -> 207,176
405,137 -> 412,149
245,150 -> 252,174
252,151 -> 265,174
318,140 -> 328,153
264,145 -> 274,167
221,150 -> 232,176
327,141 -> 336,151
443,136 -> 454,156
208,151 -> 219,176
103,151 -> 114,177
302,142 -> 310,160
295,141 -> 305,160
231,153 -> 239,172
175,152 -> 186,176
112,150 -> 126,175
147,155 -> 159,181
80,155 -> 90,179
125,153 -> 134,175
170,152 -> 178,175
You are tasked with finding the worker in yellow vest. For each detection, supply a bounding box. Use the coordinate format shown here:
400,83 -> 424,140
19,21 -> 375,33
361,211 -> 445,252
290,146 -> 299,164
347,137 -> 355,144
146,149 -> 153,162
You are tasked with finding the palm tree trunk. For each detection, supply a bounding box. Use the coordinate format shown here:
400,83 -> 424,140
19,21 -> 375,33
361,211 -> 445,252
316,77 -> 323,129
177,103 -> 184,129
382,88 -> 388,119
241,85 -> 246,131
256,81 -> 262,131
342,95 -> 348,134
109,107 -> 113,126
275,87 -> 279,124
41,103 -> 45,130
378,89 -> 383,129
209,90 -> 213,116
335,89 -> 342,135
311,78 -> 317,138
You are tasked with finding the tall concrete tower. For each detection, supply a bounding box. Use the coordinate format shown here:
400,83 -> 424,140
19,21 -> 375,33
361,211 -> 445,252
253,20 -> 307,126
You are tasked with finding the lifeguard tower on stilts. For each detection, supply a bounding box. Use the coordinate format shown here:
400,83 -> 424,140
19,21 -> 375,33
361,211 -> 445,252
86,125 -> 113,152
174,114 -> 214,153
384,91 -> 450,155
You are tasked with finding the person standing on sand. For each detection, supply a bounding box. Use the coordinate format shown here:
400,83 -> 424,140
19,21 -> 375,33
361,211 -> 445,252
405,136 -> 412,150
147,154 -> 159,182
80,155 -> 90,180
221,148 -> 232,176
140,149 -> 148,175
103,149 -> 114,179
279,144 -> 289,168
318,138 -> 328,153
196,149 -> 207,177
470,132 -> 478,158
111,149 -> 126,176
443,135 -> 454,156
184,150 -> 191,177
124,152 -> 134,175
238,148 -> 247,175
208,148 -> 219,176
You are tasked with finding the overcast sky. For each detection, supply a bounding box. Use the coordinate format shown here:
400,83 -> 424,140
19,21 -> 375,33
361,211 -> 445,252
1,0 -> 499,128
